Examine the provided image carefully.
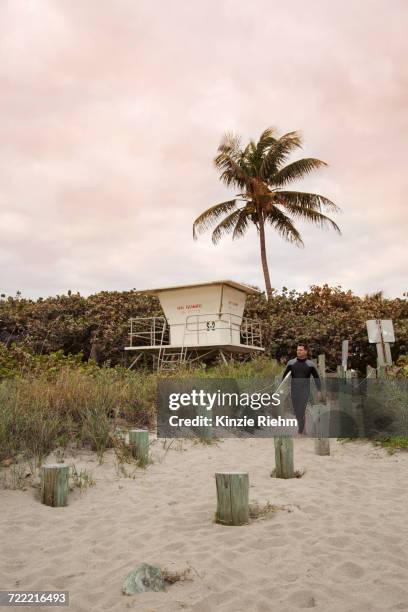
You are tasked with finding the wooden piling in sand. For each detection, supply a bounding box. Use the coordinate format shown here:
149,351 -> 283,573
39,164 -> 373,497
272,372 -> 295,477
314,354 -> 330,456
128,429 -> 149,466
41,464 -> 69,507
195,405 -> 213,443
274,437 -> 294,478
215,472 -> 249,525
315,437 -> 330,455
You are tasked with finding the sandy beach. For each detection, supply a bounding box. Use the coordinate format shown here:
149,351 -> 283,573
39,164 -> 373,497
1,437 -> 408,612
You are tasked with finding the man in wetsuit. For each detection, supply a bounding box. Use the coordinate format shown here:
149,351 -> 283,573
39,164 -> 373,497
282,344 -> 322,435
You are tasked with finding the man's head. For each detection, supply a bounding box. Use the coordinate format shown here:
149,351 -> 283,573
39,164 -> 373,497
296,344 -> 308,359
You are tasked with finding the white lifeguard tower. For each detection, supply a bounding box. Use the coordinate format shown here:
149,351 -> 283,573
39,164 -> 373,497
125,280 -> 264,371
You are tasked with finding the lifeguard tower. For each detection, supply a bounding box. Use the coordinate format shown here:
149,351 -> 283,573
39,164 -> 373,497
125,280 -> 264,371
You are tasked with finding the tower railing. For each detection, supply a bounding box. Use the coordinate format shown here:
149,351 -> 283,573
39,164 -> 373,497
127,314 -> 262,349
128,316 -> 169,348
183,313 -> 262,348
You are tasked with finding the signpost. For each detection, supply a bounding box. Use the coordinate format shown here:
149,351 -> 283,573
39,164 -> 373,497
366,320 -> 394,366
341,340 -> 349,371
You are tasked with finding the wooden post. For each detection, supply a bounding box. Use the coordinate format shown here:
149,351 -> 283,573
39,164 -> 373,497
274,437 -> 294,478
128,429 -> 149,466
337,364 -> 346,378
337,365 -> 355,437
41,464 -> 69,507
315,353 -> 326,403
313,403 -> 331,455
314,402 -> 330,455
364,364 -> 377,437
314,354 -> 330,455
218,349 -> 228,366
315,437 -> 330,455
215,472 -> 249,526
376,342 -> 392,367
272,373 -> 295,477
195,404 -> 212,443
377,365 -> 387,379
318,354 -> 326,380
341,340 -> 349,371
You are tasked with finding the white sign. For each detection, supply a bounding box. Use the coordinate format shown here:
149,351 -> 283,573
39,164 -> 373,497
341,340 -> 349,370
366,320 -> 395,344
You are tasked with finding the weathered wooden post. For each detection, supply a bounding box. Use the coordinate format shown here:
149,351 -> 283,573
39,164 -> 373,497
365,364 -> 377,433
366,319 -> 394,367
314,354 -> 330,456
377,365 -> 387,379
337,364 -> 346,378
314,404 -> 330,455
315,435 -> 330,455
365,364 -> 377,416
215,472 -> 249,525
41,464 -> 69,507
337,361 -> 358,438
341,340 -> 349,372
195,404 -> 213,443
128,429 -> 149,466
274,437 -> 295,477
273,373 -> 295,478
338,368 -> 347,408
317,353 -> 326,379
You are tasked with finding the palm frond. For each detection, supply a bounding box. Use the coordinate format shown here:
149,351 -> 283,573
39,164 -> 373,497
216,132 -> 242,157
232,207 -> 251,240
264,207 -> 304,246
192,200 -> 237,239
276,202 -> 341,233
211,208 -> 245,244
270,158 -> 327,187
258,127 -> 278,150
214,136 -> 252,190
255,130 -> 279,174
277,191 -> 341,213
259,131 -> 302,179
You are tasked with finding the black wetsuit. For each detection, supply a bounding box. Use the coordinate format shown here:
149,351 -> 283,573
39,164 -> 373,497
282,358 -> 321,433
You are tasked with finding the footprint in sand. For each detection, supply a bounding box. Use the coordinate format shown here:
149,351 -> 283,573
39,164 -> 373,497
286,589 -> 317,608
335,561 -> 365,579
326,535 -> 351,548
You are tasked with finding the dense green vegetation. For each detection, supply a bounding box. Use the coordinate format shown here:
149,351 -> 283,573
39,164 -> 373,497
1,285 -> 407,373
1,286 -> 407,468
0,355 -> 281,465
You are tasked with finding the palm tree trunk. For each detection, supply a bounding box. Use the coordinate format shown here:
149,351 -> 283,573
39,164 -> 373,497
258,211 -> 273,300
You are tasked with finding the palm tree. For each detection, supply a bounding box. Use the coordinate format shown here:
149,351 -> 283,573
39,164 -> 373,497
193,128 -> 341,299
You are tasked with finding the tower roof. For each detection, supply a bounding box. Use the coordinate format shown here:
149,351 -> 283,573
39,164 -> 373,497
136,280 -> 261,296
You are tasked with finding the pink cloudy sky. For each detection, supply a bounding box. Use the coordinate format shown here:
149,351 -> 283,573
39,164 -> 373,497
1,0 -> 407,299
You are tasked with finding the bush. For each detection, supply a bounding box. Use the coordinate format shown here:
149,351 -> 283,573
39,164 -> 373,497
0,366 -> 157,464
1,285 -> 407,372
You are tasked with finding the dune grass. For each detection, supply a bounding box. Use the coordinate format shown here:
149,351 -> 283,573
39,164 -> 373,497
0,365 -> 157,466
0,354 -> 281,470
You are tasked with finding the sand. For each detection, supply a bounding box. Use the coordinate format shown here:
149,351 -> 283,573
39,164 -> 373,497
1,436 -> 408,612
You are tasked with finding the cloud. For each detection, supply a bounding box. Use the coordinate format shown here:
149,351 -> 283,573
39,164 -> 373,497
0,0 -> 407,298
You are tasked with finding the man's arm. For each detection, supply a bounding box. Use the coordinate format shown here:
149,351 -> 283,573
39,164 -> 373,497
310,364 -> 322,391
282,363 -> 292,380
